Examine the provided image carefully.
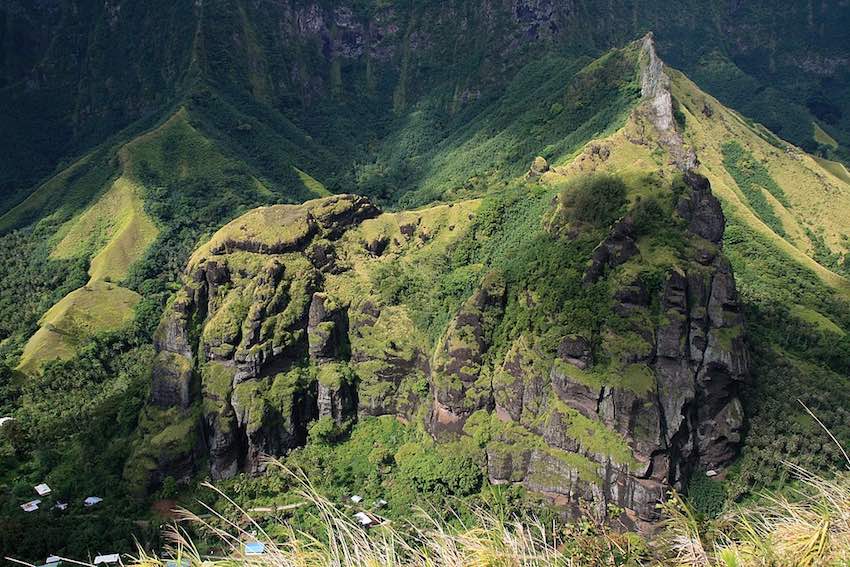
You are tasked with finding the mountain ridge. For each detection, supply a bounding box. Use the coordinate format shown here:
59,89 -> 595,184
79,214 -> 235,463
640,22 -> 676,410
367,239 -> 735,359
3,1 -> 850,215
0,11 -> 849,558
123,36 -> 748,530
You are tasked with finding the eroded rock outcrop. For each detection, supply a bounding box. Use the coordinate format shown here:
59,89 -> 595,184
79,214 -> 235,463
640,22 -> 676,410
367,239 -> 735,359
138,195 -> 379,479
129,40 -> 747,529
465,172 -> 747,528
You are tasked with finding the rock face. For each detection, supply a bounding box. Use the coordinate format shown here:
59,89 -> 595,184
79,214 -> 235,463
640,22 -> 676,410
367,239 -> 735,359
143,195 -> 379,479
450,171 -> 745,528
528,156 -> 550,178
130,44 -> 747,528
134,176 -> 746,526
638,33 -> 697,171
430,273 -> 506,434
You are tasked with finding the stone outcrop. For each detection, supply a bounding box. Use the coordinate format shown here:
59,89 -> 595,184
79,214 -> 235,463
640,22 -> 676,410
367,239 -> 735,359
468,171 -> 747,527
528,156 -> 550,179
129,42 -> 748,530
430,273 -> 506,434
638,33 -> 697,171
139,195 -> 379,480
132,173 -> 747,526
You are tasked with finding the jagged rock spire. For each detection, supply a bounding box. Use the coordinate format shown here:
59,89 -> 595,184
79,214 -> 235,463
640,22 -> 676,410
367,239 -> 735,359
638,32 -> 698,171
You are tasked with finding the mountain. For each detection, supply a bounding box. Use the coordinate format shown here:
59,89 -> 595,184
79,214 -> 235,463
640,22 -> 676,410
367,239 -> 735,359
2,1 -> 850,212
0,1 -> 849,560
122,39 -> 749,532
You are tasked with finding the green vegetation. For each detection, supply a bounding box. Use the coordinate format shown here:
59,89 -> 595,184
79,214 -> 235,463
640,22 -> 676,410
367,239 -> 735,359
0,227 -> 89,364
1,5 -> 850,562
281,417 -> 485,517
0,328 -> 161,556
51,176 -> 158,282
17,281 -> 141,374
721,141 -> 788,236
129,457 -> 850,566
685,473 -> 727,519
557,173 -> 628,228
136,460 -> 650,566
805,227 -> 850,279
661,464 -> 850,567
550,399 -> 637,468
721,215 -> 850,494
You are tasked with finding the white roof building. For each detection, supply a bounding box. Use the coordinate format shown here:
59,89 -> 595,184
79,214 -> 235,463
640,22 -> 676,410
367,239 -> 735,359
376,499 -> 388,507
54,502 -> 68,511
93,554 -> 120,564
46,556 -> 62,564
353,511 -> 373,526
21,499 -> 41,512
350,495 -> 363,503
84,496 -> 104,507
35,483 -> 52,496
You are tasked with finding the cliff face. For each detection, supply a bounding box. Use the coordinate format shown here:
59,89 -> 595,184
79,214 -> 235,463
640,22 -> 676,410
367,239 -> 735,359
136,174 -> 746,525
146,195 -> 380,479
128,38 -> 748,526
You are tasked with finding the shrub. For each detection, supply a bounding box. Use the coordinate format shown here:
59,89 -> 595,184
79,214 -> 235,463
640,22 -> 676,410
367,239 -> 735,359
686,473 -> 726,519
559,173 -> 627,227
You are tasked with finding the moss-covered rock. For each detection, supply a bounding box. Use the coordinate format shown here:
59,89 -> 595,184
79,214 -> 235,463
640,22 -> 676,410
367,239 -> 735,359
131,44 -> 749,527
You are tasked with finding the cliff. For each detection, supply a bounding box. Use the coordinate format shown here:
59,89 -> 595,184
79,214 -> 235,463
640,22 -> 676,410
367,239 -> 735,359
125,36 -> 748,528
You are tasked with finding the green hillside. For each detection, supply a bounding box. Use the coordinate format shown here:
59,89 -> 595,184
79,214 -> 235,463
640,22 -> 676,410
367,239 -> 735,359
3,1 -> 849,215
0,2 -> 849,563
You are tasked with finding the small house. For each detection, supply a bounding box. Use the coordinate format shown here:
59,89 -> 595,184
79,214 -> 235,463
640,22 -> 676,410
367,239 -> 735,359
376,499 -> 388,507
35,483 -> 52,496
21,499 -> 41,512
84,496 -> 104,507
54,502 -> 68,511
46,556 -> 62,564
93,554 -> 120,565
244,541 -> 265,555
353,511 -> 373,526
350,495 -> 363,504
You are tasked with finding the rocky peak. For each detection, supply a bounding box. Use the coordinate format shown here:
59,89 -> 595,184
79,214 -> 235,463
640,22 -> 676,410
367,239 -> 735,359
638,33 -> 697,171
131,110 -> 746,530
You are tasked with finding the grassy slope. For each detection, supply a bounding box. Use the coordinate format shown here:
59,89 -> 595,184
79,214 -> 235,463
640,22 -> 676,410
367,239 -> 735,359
15,111 -> 225,373
17,281 -> 141,375
813,155 -> 850,185
0,151 -> 117,235
668,76 -> 850,488
51,175 -> 158,283
814,122 -> 839,149
11,100 -> 334,373
670,70 -> 850,288
539,65 -> 850,486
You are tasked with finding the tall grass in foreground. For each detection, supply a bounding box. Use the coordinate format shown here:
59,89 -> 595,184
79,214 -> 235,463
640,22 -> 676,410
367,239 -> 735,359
133,459 -> 582,567
659,465 -> 850,566
11,441 -> 849,566
131,460 -> 850,566
659,404 -> 850,567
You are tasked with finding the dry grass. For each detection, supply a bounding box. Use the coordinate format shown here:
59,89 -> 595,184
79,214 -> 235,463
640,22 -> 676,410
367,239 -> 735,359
8,452 -> 849,567
658,403 -> 850,567
658,466 -> 850,567
132,461 -> 572,567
